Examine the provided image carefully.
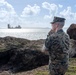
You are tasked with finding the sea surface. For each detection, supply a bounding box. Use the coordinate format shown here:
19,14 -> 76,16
0,28 -> 67,40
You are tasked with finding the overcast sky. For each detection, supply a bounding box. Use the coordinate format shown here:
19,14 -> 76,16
0,0 -> 76,28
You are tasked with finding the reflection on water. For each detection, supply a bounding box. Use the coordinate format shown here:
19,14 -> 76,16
0,28 -> 67,40
0,29 -> 50,32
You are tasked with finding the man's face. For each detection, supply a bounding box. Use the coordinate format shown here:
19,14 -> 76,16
51,22 -> 57,30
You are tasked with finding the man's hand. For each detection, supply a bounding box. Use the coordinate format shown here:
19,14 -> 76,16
41,44 -> 49,55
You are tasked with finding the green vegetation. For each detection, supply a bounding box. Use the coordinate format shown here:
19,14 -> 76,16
35,71 -> 49,75
35,58 -> 76,75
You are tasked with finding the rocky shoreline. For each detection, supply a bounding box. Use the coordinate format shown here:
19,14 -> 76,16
0,36 -> 49,73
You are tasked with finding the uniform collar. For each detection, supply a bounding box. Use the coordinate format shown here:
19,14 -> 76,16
57,29 -> 63,33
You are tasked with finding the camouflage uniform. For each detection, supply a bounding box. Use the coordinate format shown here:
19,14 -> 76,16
47,30 -> 55,37
45,29 -> 70,75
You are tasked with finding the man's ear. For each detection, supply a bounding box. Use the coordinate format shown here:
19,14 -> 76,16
56,23 -> 59,27
56,24 -> 58,28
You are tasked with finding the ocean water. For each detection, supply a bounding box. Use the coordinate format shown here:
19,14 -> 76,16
0,28 -> 67,40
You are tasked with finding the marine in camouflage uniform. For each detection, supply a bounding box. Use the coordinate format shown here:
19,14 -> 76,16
43,17 -> 70,75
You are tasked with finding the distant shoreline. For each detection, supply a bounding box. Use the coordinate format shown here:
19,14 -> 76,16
0,27 -> 68,29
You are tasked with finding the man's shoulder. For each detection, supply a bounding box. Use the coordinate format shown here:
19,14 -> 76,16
48,33 -> 59,39
48,31 -> 68,41
47,34 -> 55,40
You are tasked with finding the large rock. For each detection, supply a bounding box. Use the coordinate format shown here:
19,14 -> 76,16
0,43 -> 49,73
0,36 -> 45,52
69,39 -> 76,57
67,24 -> 76,58
0,36 -> 48,73
67,24 -> 76,40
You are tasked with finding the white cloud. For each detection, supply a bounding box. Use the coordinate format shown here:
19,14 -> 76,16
0,0 -> 19,25
60,6 -> 75,19
42,2 -> 58,19
59,6 -> 76,27
44,15 -> 52,19
42,2 -> 76,27
0,1 -> 76,28
58,4 -> 63,8
42,2 -> 51,10
42,2 -> 76,25
21,4 -> 40,17
0,1 -> 41,28
0,0 -> 5,6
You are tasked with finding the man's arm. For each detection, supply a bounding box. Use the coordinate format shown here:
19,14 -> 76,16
42,29 -> 55,54
42,35 -> 53,54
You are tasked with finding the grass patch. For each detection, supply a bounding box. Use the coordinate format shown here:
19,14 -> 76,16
0,48 -> 6,52
35,58 -> 76,75
35,71 -> 49,75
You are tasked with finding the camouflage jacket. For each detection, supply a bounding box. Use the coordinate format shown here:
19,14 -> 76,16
45,29 -> 70,63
